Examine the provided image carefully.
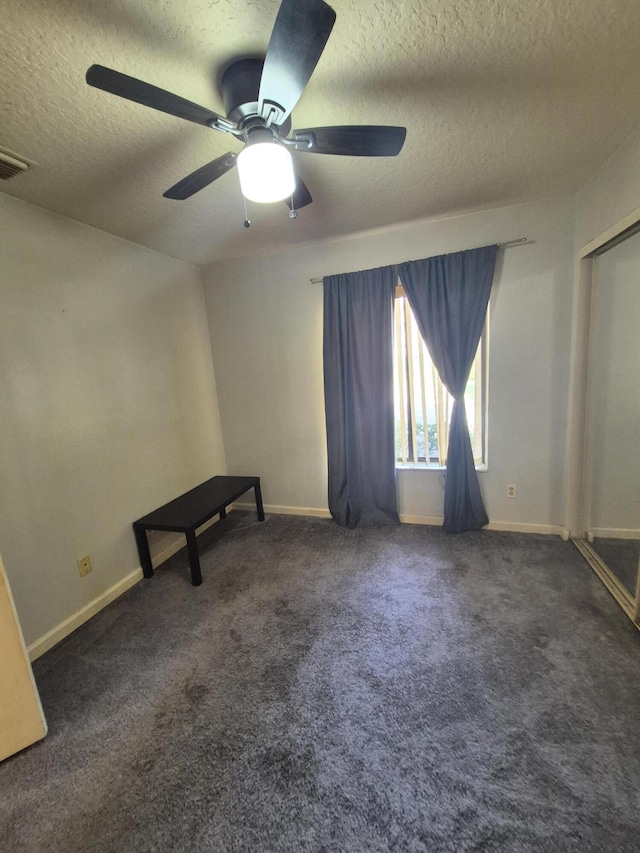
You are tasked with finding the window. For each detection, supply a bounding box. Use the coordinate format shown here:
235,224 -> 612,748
393,285 -> 487,467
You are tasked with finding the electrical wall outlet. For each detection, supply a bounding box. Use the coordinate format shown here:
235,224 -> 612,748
506,484 -> 516,499
77,555 -> 92,577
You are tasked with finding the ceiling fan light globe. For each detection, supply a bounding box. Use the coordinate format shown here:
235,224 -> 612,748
237,142 -> 295,203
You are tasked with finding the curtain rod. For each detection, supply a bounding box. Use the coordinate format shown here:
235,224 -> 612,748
309,237 -> 528,283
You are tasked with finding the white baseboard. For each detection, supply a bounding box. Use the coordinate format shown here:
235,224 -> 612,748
27,515 -> 222,662
403,514 -> 562,535
399,513 -> 444,526
148,514 -> 220,568
486,520 -> 563,536
27,567 -> 143,662
234,502 -> 333,519
589,527 -> 640,540
28,505 -> 564,662
236,503 -> 562,536
149,534 -> 185,568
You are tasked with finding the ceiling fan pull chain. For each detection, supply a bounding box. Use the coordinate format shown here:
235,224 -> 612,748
243,194 -> 251,228
289,194 -> 298,219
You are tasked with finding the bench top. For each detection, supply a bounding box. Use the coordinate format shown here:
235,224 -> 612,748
133,475 -> 259,532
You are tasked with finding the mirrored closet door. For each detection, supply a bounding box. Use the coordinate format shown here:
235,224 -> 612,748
575,224 -> 640,626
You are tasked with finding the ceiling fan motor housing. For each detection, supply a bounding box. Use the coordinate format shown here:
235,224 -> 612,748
221,58 -> 291,136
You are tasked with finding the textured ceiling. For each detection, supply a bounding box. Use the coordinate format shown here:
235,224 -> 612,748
2,0 -> 640,265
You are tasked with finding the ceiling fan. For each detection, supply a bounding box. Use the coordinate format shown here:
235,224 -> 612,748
86,0 -> 406,212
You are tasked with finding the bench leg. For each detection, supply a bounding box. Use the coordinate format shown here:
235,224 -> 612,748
134,526 -> 154,579
254,482 -> 265,521
186,531 -> 203,586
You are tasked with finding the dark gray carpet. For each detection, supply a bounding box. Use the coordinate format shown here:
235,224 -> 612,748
2,513 -> 640,852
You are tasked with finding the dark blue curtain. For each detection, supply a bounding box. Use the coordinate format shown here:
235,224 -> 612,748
399,245 -> 498,533
323,266 -> 399,528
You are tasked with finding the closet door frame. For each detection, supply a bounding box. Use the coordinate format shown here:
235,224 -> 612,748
563,205 -> 640,627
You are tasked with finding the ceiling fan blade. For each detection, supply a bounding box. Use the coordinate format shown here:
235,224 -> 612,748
86,65 -> 230,129
163,153 -> 238,200
285,172 -> 313,210
294,126 -> 407,156
258,0 -> 336,125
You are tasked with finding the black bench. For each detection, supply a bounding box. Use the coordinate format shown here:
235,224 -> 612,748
132,475 -> 264,586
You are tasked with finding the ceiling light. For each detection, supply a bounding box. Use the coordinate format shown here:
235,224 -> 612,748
237,142 -> 295,204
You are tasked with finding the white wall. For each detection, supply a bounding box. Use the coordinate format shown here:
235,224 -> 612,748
564,126 -> 640,537
202,195 -> 575,532
575,126 -> 640,250
0,194 -> 226,648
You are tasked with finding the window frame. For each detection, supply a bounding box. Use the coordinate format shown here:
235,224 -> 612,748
393,284 -> 488,470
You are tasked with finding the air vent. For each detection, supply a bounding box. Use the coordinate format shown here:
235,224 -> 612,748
0,151 -> 30,180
